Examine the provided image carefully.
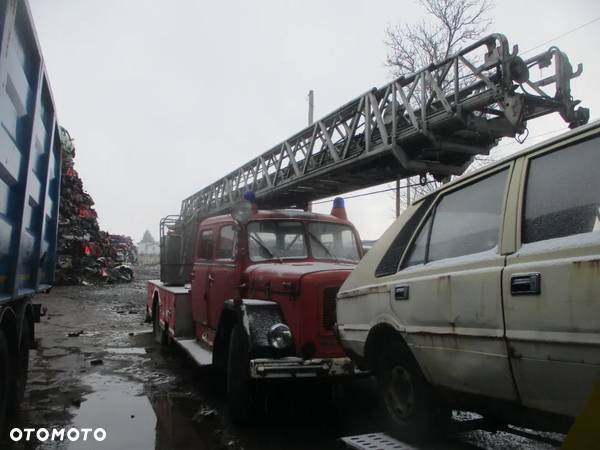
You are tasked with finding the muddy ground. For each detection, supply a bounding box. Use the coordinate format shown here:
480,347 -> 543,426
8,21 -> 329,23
1,265 -> 565,450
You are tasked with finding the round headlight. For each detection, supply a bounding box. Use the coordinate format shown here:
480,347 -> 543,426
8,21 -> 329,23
268,323 -> 293,349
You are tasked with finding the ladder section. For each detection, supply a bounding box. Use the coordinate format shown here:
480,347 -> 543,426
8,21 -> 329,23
181,33 -> 588,222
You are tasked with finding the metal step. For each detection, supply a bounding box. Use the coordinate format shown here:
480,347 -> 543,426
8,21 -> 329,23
340,433 -> 419,450
340,433 -> 418,450
174,338 -> 213,366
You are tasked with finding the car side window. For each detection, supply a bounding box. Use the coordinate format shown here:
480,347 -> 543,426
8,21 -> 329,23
197,229 -> 213,260
375,195 -> 435,277
402,169 -> 508,267
217,225 -> 237,260
523,137 -> 600,243
404,216 -> 432,267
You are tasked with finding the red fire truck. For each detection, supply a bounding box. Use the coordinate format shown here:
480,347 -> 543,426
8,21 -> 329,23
146,34 -> 586,421
148,196 -> 362,420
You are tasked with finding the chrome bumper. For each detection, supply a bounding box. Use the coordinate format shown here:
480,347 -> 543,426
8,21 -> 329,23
249,356 -> 363,379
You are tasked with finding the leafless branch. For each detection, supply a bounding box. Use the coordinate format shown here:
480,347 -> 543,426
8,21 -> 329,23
385,0 -> 495,214
385,0 -> 494,77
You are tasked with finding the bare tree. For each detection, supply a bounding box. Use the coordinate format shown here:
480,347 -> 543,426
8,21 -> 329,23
385,0 -> 495,216
385,0 -> 494,77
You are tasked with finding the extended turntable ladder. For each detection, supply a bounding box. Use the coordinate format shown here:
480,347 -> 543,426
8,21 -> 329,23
180,34 -> 587,222
162,34 -> 588,284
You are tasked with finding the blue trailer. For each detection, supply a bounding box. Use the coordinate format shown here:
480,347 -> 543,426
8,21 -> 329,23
0,0 -> 61,430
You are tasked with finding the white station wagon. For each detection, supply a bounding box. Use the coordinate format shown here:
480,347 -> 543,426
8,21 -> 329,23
336,120 -> 600,441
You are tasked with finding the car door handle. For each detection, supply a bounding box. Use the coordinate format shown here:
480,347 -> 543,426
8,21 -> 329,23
208,274 -> 215,282
510,273 -> 541,295
394,285 -> 409,301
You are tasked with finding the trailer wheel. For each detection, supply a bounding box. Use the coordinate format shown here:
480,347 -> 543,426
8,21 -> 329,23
376,341 -> 437,443
153,303 -> 167,346
0,330 -> 11,433
227,324 -> 258,423
9,316 -> 30,410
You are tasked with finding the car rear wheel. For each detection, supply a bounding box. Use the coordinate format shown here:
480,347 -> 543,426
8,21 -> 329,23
227,324 -> 259,423
376,341 -> 438,443
0,330 -> 11,433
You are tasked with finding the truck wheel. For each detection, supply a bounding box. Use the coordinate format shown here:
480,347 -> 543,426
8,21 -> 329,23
153,303 -> 167,346
376,341 -> 437,443
0,330 -> 11,433
227,324 -> 258,423
9,316 -> 31,410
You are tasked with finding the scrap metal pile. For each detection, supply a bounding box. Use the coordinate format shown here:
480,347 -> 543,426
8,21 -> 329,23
55,128 -> 137,285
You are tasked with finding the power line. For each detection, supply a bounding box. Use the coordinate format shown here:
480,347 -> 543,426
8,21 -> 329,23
313,180 -> 436,205
521,17 -> 600,55
492,127 -> 568,156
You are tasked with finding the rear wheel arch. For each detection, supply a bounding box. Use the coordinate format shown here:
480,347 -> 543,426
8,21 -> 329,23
214,308 -> 239,371
365,323 -> 412,373
151,291 -> 160,319
152,293 -> 168,346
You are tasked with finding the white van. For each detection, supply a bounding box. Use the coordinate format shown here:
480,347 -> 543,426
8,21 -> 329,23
336,120 -> 600,441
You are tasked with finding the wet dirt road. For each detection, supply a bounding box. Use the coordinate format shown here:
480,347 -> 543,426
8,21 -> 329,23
2,265 -> 565,450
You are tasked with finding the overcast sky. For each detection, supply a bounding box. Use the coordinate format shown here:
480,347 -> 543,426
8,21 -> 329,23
29,0 -> 600,241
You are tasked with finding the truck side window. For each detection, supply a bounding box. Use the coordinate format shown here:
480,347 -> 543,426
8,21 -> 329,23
217,225 -> 237,260
401,169 -> 508,267
375,195 -> 435,277
197,229 -> 213,260
523,137 -> 600,243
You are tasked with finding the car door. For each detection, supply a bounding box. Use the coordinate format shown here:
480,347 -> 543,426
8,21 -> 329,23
191,227 -> 214,327
503,133 -> 600,417
207,223 -> 240,329
388,165 -> 518,402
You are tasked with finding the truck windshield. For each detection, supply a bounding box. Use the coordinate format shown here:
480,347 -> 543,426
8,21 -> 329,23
307,222 -> 360,262
248,221 -> 308,261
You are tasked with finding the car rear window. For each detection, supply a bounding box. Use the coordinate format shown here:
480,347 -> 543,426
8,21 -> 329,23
375,195 -> 435,277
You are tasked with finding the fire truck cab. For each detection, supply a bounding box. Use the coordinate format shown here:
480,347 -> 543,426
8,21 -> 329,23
146,196 -> 363,420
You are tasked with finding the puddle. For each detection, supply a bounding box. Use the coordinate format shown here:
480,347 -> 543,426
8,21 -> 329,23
66,374 -> 155,450
58,373 -> 227,450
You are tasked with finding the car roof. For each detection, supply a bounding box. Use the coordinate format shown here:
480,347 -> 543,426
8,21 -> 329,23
415,119 -> 600,204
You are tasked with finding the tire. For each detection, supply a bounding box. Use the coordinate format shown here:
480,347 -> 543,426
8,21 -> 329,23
9,316 -> 31,410
227,324 -> 258,423
153,303 -> 167,346
0,330 -> 11,434
376,341 -> 438,443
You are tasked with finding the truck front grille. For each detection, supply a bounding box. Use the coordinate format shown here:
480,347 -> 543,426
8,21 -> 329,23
322,287 -> 339,331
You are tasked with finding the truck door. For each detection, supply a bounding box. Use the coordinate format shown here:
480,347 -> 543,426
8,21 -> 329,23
503,135 -> 600,417
191,227 -> 214,326
388,166 -> 518,402
207,224 -> 240,329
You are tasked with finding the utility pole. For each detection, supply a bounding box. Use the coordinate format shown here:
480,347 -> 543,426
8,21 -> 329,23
308,90 -> 314,126
307,90 -> 314,212
395,179 -> 400,217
